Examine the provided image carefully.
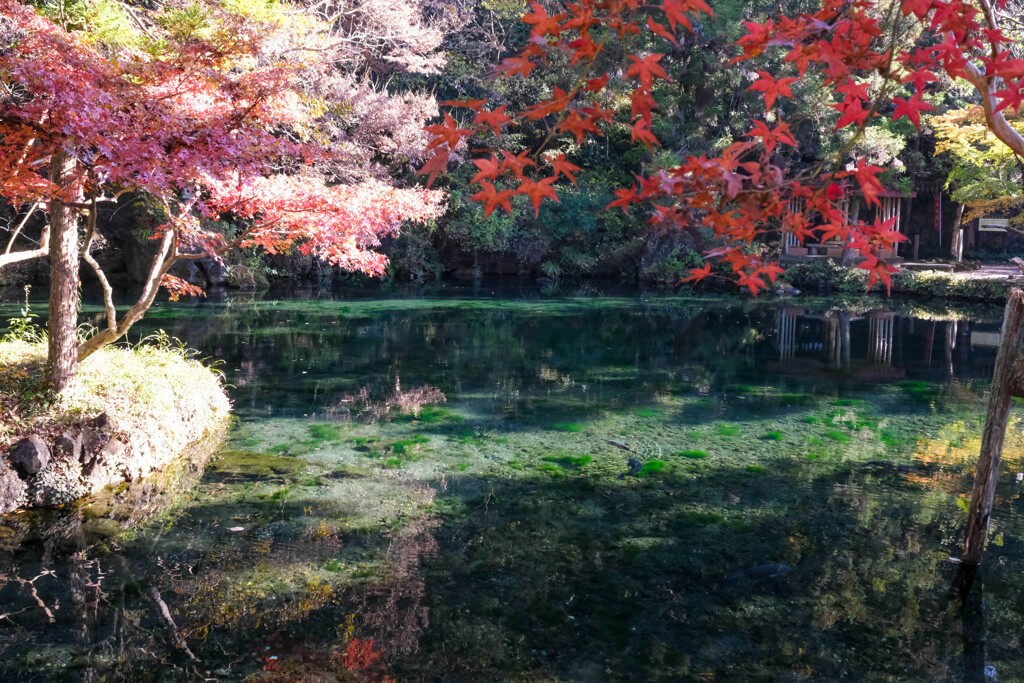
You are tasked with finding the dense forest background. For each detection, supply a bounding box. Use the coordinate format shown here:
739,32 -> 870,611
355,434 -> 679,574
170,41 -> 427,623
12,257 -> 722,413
1,0 -> 1022,291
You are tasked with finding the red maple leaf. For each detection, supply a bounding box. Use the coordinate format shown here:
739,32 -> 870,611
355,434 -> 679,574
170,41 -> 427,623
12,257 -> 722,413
424,113 -> 472,150
439,98 -> 488,110
471,155 -> 502,184
625,54 -> 672,89
747,70 -> 798,110
550,153 -> 581,185
418,149 -> 449,186
558,111 -> 600,143
522,1 -> 567,38
891,92 -> 937,128
474,105 -> 512,135
681,262 -> 712,283
500,150 -> 536,179
471,181 -> 515,217
516,176 -> 559,216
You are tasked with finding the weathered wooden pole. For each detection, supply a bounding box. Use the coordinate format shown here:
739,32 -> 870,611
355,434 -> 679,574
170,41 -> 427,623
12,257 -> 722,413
960,288 -> 1024,566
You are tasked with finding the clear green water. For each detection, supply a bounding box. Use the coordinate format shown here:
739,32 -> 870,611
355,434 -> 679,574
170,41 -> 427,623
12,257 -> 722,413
3,290 -> 1024,681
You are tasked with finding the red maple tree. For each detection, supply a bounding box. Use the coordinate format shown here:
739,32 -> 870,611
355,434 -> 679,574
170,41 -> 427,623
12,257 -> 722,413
422,0 -> 1024,295
0,0 -> 444,391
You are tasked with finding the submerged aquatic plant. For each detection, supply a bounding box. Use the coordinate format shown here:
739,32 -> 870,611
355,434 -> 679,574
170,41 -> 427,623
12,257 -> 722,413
764,431 -> 784,441
636,460 -> 666,477
553,422 -> 583,432
542,454 -> 593,469
309,423 -> 344,442
391,434 -> 429,455
716,424 -> 742,437
825,429 -> 852,444
677,450 -> 708,459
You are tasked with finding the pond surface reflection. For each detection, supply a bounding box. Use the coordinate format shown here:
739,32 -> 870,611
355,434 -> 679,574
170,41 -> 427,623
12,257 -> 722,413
2,291 -> 1023,681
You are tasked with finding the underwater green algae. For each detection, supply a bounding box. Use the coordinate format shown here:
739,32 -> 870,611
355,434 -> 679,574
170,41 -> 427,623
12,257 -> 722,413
542,454 -> 593,469
716,423 -> 743,436
208,450 -> 308,479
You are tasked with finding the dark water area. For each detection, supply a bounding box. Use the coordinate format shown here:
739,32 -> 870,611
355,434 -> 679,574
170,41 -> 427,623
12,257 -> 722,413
2,287 -> 1024,681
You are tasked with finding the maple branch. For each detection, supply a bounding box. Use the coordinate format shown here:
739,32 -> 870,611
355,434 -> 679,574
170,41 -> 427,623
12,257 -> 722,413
174,221 -> 262,260
81,198 -> 118,332
0,245 -> 47,271
3,199 -> 41,254
961,54 -> 1024,159
78,225 -> 178,361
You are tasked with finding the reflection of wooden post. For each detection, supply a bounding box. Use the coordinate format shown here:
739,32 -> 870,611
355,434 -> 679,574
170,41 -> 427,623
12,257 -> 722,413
778,307 -> 797,360
868,312 -> 894,365
961,289 -> 1024,566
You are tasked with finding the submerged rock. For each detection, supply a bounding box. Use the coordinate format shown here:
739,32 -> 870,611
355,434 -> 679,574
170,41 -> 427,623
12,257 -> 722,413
9,435 -> 50,475
617,457 -> 643,480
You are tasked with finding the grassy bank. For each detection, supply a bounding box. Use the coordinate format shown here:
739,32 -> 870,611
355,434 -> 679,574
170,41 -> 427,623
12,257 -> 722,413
782,260 -> 1014,301
0,331 -> 231,509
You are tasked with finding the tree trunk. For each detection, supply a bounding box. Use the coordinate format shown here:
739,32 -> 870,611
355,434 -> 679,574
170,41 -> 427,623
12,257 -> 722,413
47,151 -> 80,394
960,288 -> 1024,566
951,203 -> 966,262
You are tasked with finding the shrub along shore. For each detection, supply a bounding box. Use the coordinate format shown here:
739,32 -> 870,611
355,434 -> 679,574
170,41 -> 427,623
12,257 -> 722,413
0,333 -> 230,513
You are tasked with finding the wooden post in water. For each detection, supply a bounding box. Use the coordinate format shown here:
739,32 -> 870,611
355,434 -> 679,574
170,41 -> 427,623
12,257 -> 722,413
960,289 -> 1024,566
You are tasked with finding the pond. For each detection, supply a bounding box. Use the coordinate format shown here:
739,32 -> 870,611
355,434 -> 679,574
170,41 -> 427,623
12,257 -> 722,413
2,288 -> 1024,681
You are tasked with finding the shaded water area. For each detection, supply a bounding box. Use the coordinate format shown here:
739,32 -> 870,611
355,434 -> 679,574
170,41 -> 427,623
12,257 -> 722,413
4,287 -> 1024,681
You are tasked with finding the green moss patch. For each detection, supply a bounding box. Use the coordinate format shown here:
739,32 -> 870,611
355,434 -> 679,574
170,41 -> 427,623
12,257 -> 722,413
390,434 -> 430,455
716,424 -> 742,437
825,429 -> 852,444
677,450 -> 709,459
542,454 -> 593,469
210,451 -> 307,480
308,423 -> 344,442
636,460 -> 667,478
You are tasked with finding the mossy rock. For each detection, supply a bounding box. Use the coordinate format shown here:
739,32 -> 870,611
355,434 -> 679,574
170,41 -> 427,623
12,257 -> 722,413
209,450 -> 307,480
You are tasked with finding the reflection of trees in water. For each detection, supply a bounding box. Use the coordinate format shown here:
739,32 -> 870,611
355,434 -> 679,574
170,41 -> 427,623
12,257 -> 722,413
0,483 -> 442,680
328,378 -> 446,422
125,301 -> 773,421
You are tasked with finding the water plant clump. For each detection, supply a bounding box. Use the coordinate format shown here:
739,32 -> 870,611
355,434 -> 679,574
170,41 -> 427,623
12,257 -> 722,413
542,454 -> 593,469
716,424 -> 742,436
677,450 -> 709,459
636,460 -> 666,477
397,405 -> 465,424
825,429 -> 852,444
746,464 -> 766,472
308,423 -> 344,442
764,431 -> 784,441
634,406 -> 661,418
390,434 -> 429,455
553,422 -> 584,432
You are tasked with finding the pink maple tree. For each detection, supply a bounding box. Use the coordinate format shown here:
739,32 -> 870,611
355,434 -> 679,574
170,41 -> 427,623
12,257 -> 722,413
0,0 -> 445,391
